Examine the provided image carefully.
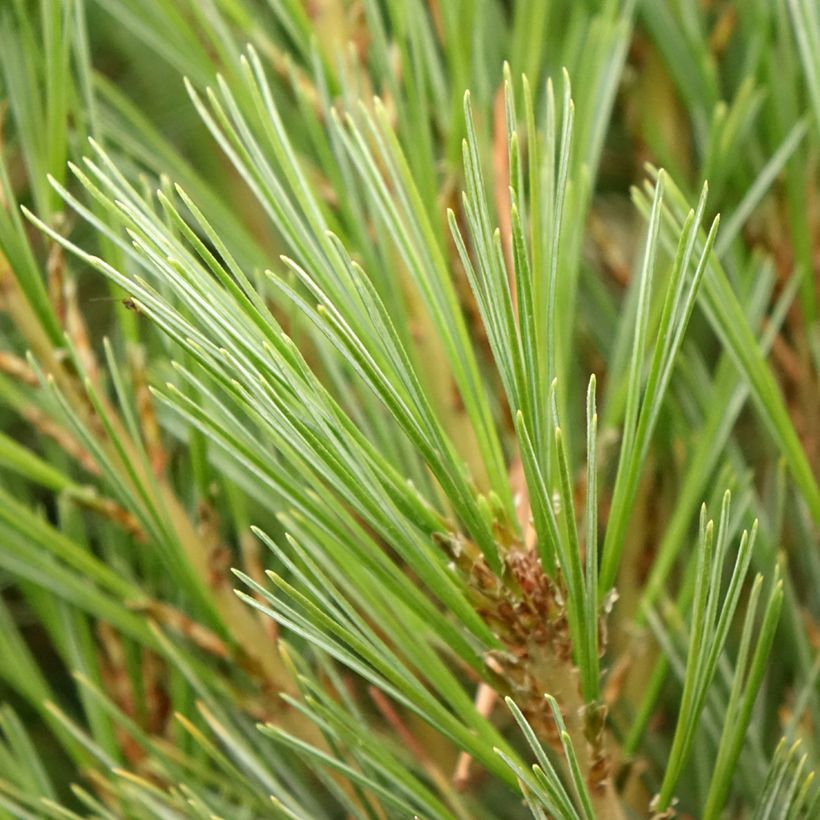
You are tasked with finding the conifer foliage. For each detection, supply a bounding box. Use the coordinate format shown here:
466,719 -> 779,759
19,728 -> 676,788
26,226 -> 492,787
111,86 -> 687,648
0,1 -> 818,817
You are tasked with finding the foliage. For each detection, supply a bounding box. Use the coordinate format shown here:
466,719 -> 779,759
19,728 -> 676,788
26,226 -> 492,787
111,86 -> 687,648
0,0 -> 817,817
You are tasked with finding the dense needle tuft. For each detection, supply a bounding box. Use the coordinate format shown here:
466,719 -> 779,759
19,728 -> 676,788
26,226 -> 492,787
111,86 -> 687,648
0,2 -> 817,818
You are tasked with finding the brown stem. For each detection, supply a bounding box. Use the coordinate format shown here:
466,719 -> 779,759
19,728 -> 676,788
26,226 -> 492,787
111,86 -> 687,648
452,682 -> 498,791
